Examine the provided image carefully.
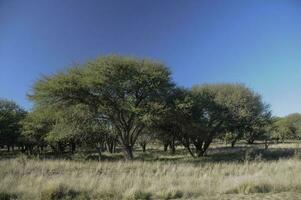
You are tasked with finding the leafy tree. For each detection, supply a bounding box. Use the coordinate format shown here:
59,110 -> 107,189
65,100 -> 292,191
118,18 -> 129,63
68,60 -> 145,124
22,103 -> 109,156
272,117 -> 297,142
190,83 -> 271,154
21,107 -> 54,153
208,84 -> 270,146
29,56 -> 173,159
137,130 -> 154,152
152,88 -> 188,154
0,99 -> 26,151
189,85 -> 226,156
285,113 -> 301,138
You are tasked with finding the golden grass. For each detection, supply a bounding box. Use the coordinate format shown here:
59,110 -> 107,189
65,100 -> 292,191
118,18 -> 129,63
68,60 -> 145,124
1,155 -> 301,199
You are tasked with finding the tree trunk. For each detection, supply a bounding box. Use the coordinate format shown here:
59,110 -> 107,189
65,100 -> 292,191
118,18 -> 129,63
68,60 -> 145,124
231,139 -> 237,148
21,145 -> 25,153
264,140 -> 269,150
247,138 -> 255,144
198,139 -> 212,157
186,144 -> 196,158
123,146 -> 134,160
169,138 -> 176,154
71,142 -> 76,153
107,140 -> 114,153
197,150 -> 205,157
113,144 -> 116,153
58,142 -> 65,154
7,145 -> 10,152
163,143 -> 169,152
170,140 -> 175,154
141,144 -> 146,152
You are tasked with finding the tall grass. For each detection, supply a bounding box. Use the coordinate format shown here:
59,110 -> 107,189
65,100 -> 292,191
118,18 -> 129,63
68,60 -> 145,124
1,156 -> 301,199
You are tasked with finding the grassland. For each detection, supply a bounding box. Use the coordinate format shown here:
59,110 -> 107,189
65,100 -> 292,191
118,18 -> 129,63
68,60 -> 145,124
1,142 -> 301,199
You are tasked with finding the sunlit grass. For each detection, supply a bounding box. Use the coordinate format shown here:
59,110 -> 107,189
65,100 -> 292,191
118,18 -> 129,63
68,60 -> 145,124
1,157 -> 301,199
1,142 -> 301,199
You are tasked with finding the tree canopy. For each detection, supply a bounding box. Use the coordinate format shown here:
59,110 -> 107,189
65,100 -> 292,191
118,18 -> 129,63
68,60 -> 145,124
29,56 -> 174,159
0,99 -> 26,150
0,55 -> 283,160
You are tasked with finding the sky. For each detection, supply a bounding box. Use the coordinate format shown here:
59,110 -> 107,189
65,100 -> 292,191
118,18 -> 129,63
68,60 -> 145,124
1,0 -> 301,116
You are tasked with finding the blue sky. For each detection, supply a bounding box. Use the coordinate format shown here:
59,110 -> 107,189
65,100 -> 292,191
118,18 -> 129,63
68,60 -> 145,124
1,0 -> 301,116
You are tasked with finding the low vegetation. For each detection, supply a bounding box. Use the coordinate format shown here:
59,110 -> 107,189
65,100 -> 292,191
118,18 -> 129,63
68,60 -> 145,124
1,143 -> 301,199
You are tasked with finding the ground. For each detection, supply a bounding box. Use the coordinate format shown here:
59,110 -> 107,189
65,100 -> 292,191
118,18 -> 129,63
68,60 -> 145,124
1,141 -> 301,199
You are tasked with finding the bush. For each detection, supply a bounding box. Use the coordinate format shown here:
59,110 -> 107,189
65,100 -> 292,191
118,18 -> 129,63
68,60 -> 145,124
0,192 -> 17,200
226,182 -> 273,194
125,191 -> 152,200
158,190 -> 183,200
41,184 -> 89,200
243,148 -> 262,162
94,192 -> 117,200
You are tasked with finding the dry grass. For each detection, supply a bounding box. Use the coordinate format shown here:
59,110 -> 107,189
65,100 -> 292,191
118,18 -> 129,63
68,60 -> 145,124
1,142 -> 301,199
1,154 -> 301,199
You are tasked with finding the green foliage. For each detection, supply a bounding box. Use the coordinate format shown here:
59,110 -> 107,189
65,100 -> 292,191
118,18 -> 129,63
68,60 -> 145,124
0,56 -> 274,159
0,99 -> 26,148
41,184 -> 89,200
272,117 -> 297,142
29,56 -> 173,159
285,113 -> 301,137
196,84 -> 271,145
0,192 -> 17,200
21,107 -> 54,147
190,84 -> 271,152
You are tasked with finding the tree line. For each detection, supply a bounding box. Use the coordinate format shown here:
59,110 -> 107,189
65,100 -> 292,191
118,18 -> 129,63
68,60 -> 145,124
1,56 -> 301,160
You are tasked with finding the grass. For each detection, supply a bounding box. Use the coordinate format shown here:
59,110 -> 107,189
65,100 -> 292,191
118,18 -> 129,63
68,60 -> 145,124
1,142 -> 301,199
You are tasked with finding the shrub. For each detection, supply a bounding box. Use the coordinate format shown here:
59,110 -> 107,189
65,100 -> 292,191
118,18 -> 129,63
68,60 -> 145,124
94,192 -> 117,200
158,190 -> 183,200
125,191 -> 152,200
0,192 -> 17,200
226,182 -> 273,194
40,184 -> 89,200
243,148 -> 262,162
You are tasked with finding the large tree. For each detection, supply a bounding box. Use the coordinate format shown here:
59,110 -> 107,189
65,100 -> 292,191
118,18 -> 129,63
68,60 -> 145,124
29,56 -> 173,159
191,84 -> 271,154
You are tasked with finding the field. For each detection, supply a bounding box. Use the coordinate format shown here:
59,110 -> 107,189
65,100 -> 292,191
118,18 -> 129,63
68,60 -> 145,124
1,142 -> 301,199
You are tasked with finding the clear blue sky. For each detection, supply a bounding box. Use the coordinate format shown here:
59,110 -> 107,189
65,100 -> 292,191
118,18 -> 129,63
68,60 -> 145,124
1,0 -> 301,116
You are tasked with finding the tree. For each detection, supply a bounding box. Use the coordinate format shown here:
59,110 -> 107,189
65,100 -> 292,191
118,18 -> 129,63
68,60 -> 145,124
22,103 -> 109,156
285,113 -> 301,138
189,85 -> 227,156
21,107 -> 54,154
29,56 -> 173,159
137,130 -> 154,152
272,117 -> 297,142
208,84 -> 270,146
190,83 -> 271,154
0,99 -> 26,151
153,87 -> 197,156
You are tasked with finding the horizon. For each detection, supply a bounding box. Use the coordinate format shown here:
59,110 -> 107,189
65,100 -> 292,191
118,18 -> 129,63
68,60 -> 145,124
1,0 -> 301,117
